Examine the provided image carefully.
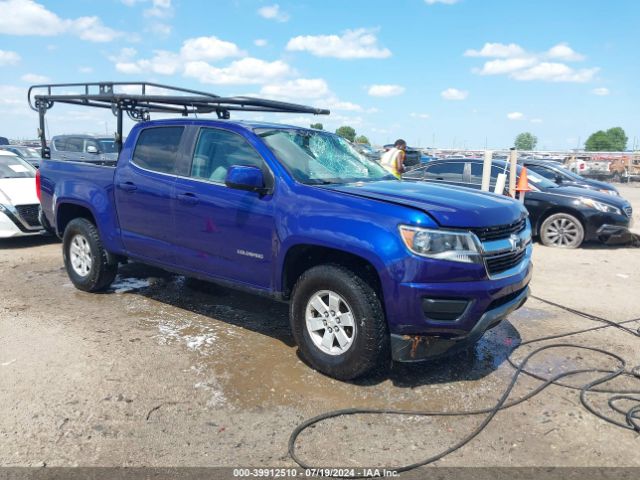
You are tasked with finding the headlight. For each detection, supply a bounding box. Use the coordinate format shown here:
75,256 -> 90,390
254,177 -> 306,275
399,226 -> 482,264
599,189 -> 619,196
579,198 -> 621,215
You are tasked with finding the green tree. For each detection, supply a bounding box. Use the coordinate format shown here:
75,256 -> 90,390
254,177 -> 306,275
310,122 -> 323,130
355,135 -> 370,145
514,132 -> 538,151
585,127 -> 627,151
335,125 -> 356,142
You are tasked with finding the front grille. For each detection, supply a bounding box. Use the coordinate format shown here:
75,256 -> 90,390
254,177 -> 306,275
15,204 -> 41,228
624,206 -> 632,217
472,218 -> 526,242
485,248 -> 527,276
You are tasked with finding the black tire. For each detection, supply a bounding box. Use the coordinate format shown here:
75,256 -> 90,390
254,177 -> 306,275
62,218 -> 118,292
540,212 -> 585,248
290,264 -> 389,380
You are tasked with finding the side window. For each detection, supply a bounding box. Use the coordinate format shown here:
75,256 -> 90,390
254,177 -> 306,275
66,137 -> 84,153
191,128 -> 267,184
132,127 -> 184,174
53,138 -> 67,151
470,163 -> 484,184
424,162 -> 464,181
527,165 -> 556,181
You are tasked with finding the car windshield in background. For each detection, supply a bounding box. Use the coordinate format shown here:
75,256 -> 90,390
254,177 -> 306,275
16,147 -> 41,158
0,155 -> 35,178
98,139 -> 117,153
525,169 -> 558,189
258,128 -> 395,185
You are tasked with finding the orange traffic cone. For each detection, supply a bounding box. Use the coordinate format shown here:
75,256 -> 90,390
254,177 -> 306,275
516,167 -> 532,202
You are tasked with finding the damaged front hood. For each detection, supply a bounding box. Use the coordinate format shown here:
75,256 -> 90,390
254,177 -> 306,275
326,180 -> 526,228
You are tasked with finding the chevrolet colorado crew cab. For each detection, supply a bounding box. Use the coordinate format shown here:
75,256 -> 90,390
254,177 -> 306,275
38,119 -> 533,379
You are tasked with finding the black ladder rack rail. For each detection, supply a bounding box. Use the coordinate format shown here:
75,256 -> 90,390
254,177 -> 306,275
28,81 -> 330,153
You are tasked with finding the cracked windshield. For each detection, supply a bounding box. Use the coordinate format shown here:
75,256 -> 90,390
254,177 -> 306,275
259,129 -> 395,184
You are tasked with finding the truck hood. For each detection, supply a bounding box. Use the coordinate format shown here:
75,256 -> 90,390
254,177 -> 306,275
0,178 -> 39,206
325,180 -> 526,228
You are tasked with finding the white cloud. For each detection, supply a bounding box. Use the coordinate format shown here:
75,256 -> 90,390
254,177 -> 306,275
511,63 -> 598,83
257,4 -> 289,22
78,66 -> 94,74
0,0 -> 123,42
425,0 -> 459,4
546,43 -> 584,61
149,22 -> 171,35
254,39 -> 268,47
287,28 -> 391,59
21,73 -> 49,83
464,42 -> 525,58
368,84 -> 405,97
507,112 -> 524,120
475,57 -> 537,75
260,78 -> 330,99
466,41 -> 596,83
530,118 -> 543,124
0,49 -> 20,66
591,87 -> 610,96
184,58 -> 293,85
410,112 -> 430,119
114,37 -> 246,77
180,36 -> 245,61
145,0 -> 172,18
441,88 -> 468,100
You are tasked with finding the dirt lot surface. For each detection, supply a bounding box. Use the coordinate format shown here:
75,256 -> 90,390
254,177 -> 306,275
1,185 -> 639,475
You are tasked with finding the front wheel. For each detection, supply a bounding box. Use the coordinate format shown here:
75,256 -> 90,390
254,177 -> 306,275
540,213 -> 585,248
62,218 -> 118,292
290,265 -> 389,380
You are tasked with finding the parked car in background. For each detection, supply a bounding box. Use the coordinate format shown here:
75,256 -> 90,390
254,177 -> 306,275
0,137 -> 9,146
522,159 -> 619,196
0,145 -> 43,168
404,158 -> 633,248
351,142 -> 381,162
0,152 -> 43,237
50,134 -> 118,165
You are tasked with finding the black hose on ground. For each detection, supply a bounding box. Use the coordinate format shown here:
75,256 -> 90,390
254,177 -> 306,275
288,297 -> 640,477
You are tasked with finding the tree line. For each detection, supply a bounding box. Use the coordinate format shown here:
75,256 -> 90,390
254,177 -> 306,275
514,127 -> 629,152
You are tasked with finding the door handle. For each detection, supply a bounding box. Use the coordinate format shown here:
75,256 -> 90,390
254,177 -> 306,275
118,181 -> 137,192
177,193 -> 199,205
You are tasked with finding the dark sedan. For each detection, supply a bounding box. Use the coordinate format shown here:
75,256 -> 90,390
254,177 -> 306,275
404,158 -> 633,248
522,159 -> 619,197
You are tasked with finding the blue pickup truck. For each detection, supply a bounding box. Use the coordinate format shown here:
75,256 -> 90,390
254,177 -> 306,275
35,84 -> 532,380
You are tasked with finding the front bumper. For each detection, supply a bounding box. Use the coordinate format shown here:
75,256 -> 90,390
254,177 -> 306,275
391,285 -> 530,362
0,207 -> 43,238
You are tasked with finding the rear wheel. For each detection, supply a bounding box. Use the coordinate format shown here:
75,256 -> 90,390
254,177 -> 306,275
540,213 -> 584,248
63,218 -> 118,292
290,265 -> 389,380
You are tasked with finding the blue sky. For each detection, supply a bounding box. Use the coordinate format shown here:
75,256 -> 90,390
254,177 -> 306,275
1,0 -> 638,149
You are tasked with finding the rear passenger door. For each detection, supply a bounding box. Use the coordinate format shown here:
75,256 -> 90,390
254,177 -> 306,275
172,127 -> 276,289
114,126 -> 185,265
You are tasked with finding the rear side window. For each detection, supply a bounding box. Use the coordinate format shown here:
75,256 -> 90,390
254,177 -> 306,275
425,162 -> 464,181
132,127 -> 184,174
190,128 -> 266,184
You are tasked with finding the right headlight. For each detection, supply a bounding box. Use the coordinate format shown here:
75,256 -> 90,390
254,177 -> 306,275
399,226 -> 482,264
579,198 -> 622,215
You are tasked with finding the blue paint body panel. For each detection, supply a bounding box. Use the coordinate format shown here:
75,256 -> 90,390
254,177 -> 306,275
39,118 -> 532,342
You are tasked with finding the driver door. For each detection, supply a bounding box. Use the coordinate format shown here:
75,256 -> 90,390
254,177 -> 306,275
172,127 -> 276,289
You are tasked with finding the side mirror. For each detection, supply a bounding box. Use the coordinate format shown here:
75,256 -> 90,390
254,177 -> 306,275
86,145 -> 99,154
225,165 -> 267,193
554,174 -> 563,184
41,147 -> 51,159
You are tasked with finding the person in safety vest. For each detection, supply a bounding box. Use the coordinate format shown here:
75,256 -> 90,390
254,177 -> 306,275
380,139 -> 407,179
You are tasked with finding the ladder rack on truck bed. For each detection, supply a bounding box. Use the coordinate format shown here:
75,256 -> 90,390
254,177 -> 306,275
28,81 -> 330,154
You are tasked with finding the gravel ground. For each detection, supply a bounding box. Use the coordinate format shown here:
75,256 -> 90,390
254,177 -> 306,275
1,184 -> 639,475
